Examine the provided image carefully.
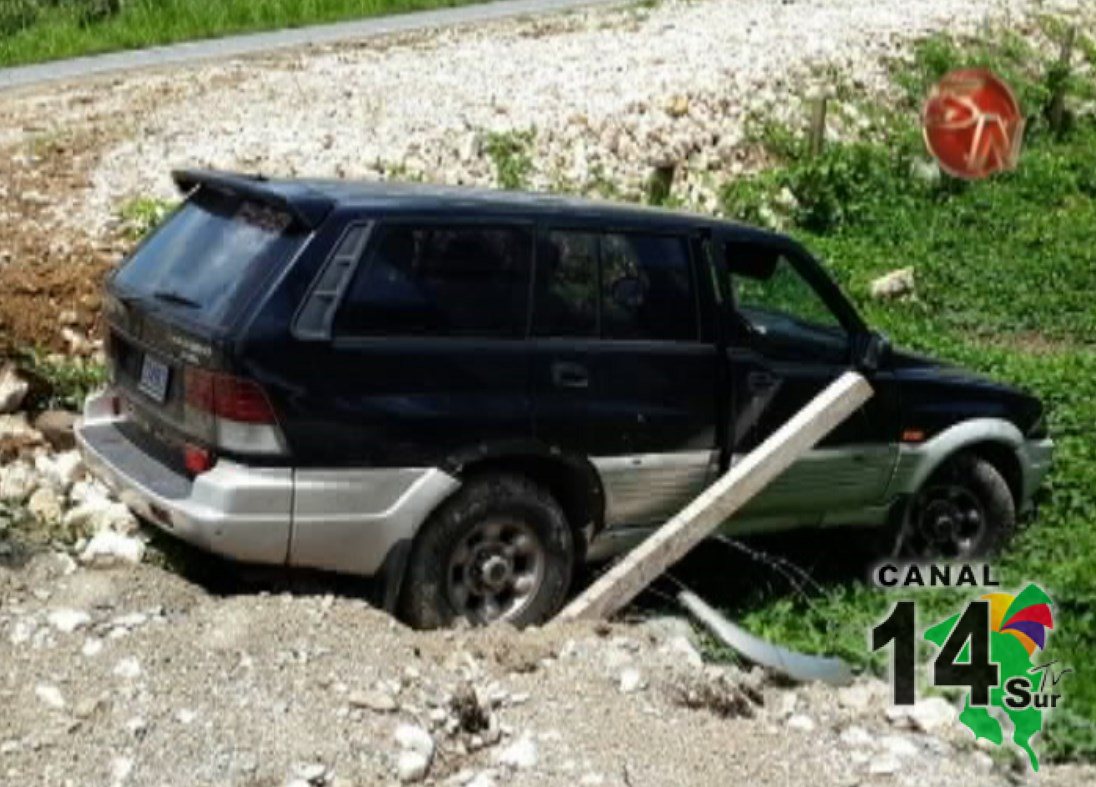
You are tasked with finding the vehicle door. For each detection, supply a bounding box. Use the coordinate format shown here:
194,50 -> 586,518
529,226 -> 721,528
715,234 -> 896,526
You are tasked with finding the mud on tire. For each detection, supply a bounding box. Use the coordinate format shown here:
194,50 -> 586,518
400,474 -> 574,629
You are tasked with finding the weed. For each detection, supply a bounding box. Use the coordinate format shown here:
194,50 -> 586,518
15,348 -> 108,411
116,196 -> 175,241
484,129 -> 535,191
381,161 -> 426,183
585,163 -> 621,200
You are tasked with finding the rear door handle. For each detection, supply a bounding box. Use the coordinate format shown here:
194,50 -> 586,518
551,361 -> 590,389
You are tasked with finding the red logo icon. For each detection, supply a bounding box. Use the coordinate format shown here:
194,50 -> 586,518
922,68 -> 1024,179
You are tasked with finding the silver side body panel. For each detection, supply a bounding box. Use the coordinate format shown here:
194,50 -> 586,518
587,419 -> 1052,561
586,445 -> 894,560
592,450 -> 719,528
77,403 -> 295,566
81,385 -> 1052,574
886,417 -> 1052,512
291,467 -> 460,575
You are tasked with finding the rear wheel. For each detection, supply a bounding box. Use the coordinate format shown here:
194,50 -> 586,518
896,453 -> 1015,559
400,474 -> 574,629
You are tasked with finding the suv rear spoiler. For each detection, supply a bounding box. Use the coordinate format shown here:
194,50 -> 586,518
172,169 -> 333,230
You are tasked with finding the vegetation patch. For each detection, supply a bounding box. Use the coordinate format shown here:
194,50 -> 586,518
14,348 -> 108,412
116,195 -> 176,240
484,129 -> 535,191
716,26 -> 1096,762
0,0 -> 482,67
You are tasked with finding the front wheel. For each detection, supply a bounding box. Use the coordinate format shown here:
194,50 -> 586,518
400,474 -> 574,629
896,453 -> 1016,560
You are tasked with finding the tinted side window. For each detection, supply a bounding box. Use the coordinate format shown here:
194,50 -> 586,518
601,233 -> 696,341
334,225 -> 530,337
532,231 -> 598,337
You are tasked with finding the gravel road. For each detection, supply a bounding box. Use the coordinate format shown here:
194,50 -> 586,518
0,0 -> 624,93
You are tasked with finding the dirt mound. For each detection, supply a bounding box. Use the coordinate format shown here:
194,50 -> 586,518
3,552 -> 1094,786
0,122 -> 125,355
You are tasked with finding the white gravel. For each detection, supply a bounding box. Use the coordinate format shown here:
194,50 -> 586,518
81,0 -> 1085,230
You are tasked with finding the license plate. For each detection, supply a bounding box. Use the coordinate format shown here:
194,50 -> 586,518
138,355 -> 170,403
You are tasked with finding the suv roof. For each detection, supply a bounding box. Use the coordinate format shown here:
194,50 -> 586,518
172,169 -> 782,242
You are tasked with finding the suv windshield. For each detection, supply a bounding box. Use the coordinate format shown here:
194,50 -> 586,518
112,188 -> 303,326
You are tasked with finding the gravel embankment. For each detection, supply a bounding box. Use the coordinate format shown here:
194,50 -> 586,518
75,0 -> 1086,230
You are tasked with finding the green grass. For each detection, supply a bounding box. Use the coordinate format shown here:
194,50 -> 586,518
717,28 -> 1096,762
0,0 -> 484,68
484,129 -> 535,191
116,195 -> 176,240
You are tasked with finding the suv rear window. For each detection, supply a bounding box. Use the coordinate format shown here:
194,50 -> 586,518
111,189 -> 303,326
333,225 -> 531,338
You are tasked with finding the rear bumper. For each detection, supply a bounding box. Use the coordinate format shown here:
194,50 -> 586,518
76,393 -> 295,565
76,389 -> 460,575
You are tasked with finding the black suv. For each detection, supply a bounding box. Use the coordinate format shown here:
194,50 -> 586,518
76,170 -> 1052,627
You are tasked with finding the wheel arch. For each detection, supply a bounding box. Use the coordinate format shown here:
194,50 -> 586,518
451,452 -> 606,561
894,417 -> 1026,507
380,448 -> 603,614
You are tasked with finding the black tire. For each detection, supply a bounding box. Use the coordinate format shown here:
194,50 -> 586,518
895,453 -> 1015,559
400,474 -> 574,629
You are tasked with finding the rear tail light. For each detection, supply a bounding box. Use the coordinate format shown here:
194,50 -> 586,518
183,443 -> 214,475
184,368 -> 277,424
183,367 -> 284,455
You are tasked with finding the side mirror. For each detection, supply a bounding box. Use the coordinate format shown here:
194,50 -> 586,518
857,330 -> 890,371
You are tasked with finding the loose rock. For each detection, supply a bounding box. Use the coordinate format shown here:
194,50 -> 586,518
33,410 -> 79,451
394,723 -> 435,761
28,486 -> 63,523
496,734 -> 538,770
0,363 -> 29,414
619,667 -> 645,694
905,697 -> 955,733
113,657 -> 142,680
349,689 -> 398,713
787,714 -> 816,733
80,530 -> 145,567
35,684 -> 65,710
870,267 -> 915,300
64,500 -> 139,538
47,608 -> 91,633
396,750 -> 430,783
0,460 -> 37,502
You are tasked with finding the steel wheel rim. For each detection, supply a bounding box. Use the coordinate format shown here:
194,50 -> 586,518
446,517 -> 546,624
907,482 -> 986,559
